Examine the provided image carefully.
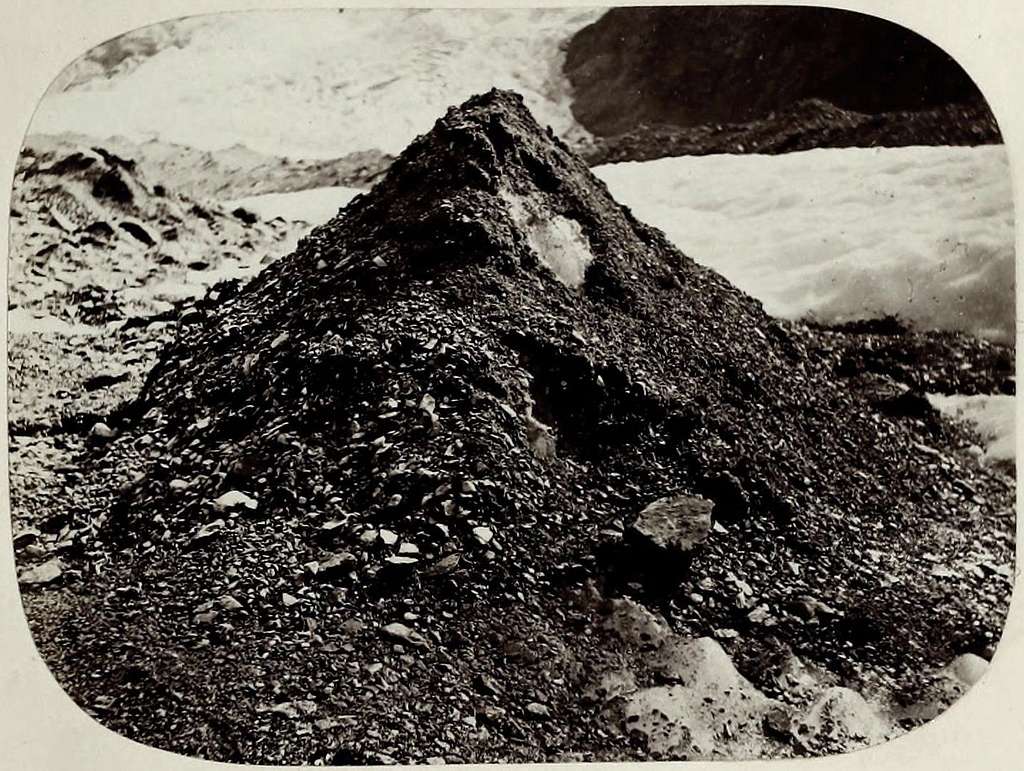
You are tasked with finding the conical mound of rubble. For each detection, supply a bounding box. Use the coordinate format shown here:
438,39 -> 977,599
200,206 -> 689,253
49,90 -> 1011,763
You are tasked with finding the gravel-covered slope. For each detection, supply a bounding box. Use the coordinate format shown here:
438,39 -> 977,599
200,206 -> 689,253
15,90 -> 1014,764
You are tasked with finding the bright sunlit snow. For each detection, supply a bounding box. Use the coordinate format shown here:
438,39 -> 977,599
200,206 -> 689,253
230,146 -> 1016,461
228,187 -> 364,224
236,146 -> 1014,344
32,8 -> 601,158
595,145 -> 1015,343
928,393 -> 1015,464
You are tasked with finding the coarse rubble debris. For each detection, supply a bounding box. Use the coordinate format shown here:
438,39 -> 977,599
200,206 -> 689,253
11,89 -> 1015,764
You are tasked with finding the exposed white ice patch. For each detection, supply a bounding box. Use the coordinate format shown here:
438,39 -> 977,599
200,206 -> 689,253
227,186 -> 363,224
927,393 -> 1015,463
32,8 -> 601,158
7,309 -> 102,337
595,145 -> 1014,341
501,190 -> 594,287
225,186 -> 597,287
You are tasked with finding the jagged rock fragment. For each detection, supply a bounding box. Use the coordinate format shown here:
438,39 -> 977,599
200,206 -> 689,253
628,495 -> 714,556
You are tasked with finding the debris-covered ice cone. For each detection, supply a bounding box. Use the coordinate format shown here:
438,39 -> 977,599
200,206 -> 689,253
37,90 -> 1013,763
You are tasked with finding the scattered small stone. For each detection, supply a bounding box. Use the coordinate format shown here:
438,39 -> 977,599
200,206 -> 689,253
525,415 -> 556,460
90,422 -> 115,441
218,595 -> 244,611
763,705 -> 794,738
473,673 -> 503,696
319,519 -> 348,536
385,556 -> 419,566
83,370 -> 130,391
419,393 -> 439,429
282,593 -> 300,607
12,527 -> 40,549
790,595 -> 841,621
341,619 -> 365,635
317,552 -> 358,580
701,470 -> 750,521
747,605 -> 773,625
380,622 -> 430,649
212,490 -> 258,513
379,529 -> 399,546
178,307 -> 203,325
232,206 -> 258,225
264,702 -> 301,719
471,526 -> 494,545
18,558 -> 63,586
119,220 -> 156,246
189,519 -> 225,548
524,702 -> 551,720
423,553 -> 461,577
946,653 -> 989,686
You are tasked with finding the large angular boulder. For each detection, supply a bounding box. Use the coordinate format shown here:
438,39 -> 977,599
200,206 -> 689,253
628,495 -> 714,556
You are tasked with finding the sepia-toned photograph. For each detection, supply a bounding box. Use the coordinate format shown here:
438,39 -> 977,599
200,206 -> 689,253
5,4 -> 1016,765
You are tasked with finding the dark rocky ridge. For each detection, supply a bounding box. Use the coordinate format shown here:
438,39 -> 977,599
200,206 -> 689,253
564,6 -> 995,138
580,98 -> 1001,165
21,90 -> 1013,763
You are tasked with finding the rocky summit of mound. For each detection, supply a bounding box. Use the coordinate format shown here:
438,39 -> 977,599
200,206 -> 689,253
23,90 -> 1013,764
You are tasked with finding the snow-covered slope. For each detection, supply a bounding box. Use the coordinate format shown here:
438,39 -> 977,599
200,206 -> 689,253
32,8 -> 600,158
228,186 -> 364,225
595,146 -> 1015,343
928,394 -> 1015,465
229,146 -> 1014,344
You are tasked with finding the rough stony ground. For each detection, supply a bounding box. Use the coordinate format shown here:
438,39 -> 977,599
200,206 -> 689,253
8,135 -> 306,642
579,99 -> 1001,166
10,91 -> 1015,764
24,133 -> 393,202
8,137 -> 308,435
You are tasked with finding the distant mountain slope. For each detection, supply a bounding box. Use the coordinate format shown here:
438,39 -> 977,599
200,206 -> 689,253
46,16 -> 210,93
32,8 -> 601,159
564,6 -> 995,139
28,133 -> 392,200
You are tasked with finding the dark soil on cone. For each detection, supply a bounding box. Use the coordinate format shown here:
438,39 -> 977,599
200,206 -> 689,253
14,90 -> 1014,764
